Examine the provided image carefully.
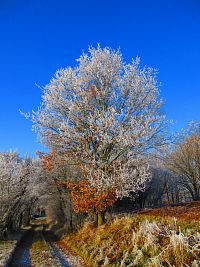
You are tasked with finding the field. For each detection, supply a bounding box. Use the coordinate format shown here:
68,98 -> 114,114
59,202 -> 200,267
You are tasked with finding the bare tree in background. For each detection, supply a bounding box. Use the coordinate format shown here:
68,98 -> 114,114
165,122 -> 200,201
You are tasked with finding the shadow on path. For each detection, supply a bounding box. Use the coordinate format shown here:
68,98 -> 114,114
49,242 -> 71,267
7,225 -> 72,267
43,230 -> 71,267
8,229 -> 35,267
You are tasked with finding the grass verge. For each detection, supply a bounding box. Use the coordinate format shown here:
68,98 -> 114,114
61,213 -> 200,267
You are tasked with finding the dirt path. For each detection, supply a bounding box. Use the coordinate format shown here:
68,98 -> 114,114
49,243 -> 71,267
8,229 -> 34,267
43,230 -> 72,267
7,227 -> 76,267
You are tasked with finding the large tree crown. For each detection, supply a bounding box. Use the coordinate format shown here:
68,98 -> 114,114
26,45 -> 169,199
31,46 -> 166,159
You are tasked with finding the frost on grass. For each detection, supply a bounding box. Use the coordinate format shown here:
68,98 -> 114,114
62,215 -> 200,267
0,241 -> 17,267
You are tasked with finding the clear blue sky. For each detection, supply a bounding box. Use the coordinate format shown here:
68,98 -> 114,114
0,0 -> 200,156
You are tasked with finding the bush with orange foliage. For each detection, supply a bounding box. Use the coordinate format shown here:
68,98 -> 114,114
36,151 -> 53,171
64,180 -> 117,214
37,150 -> 117,225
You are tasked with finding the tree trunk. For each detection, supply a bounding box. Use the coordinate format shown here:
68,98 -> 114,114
171,191 -> 175,203
93,213 -> 98,226
193,186 -> 200,201
193,190 -> 200,201
97,211 -> 105,226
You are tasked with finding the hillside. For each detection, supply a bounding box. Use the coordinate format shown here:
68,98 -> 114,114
138,201 -> 200,221
58,202 -> 200,267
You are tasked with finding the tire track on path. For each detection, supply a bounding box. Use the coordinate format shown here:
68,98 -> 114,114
8,229 -> 34,267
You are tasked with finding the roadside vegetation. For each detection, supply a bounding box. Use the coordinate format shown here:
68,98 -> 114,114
60,203 -> 200,267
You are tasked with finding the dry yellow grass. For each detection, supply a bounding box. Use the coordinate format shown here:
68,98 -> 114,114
61,213 -> 200,267
139,201 -> 200,221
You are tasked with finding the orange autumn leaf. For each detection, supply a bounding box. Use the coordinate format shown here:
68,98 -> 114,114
63,180 -> 117,213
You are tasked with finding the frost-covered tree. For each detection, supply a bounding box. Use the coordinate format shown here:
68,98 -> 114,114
27,46 -> 167,224
0,151 -> 40,238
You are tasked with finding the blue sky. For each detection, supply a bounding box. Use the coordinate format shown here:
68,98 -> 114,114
0,0 -> 200,156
